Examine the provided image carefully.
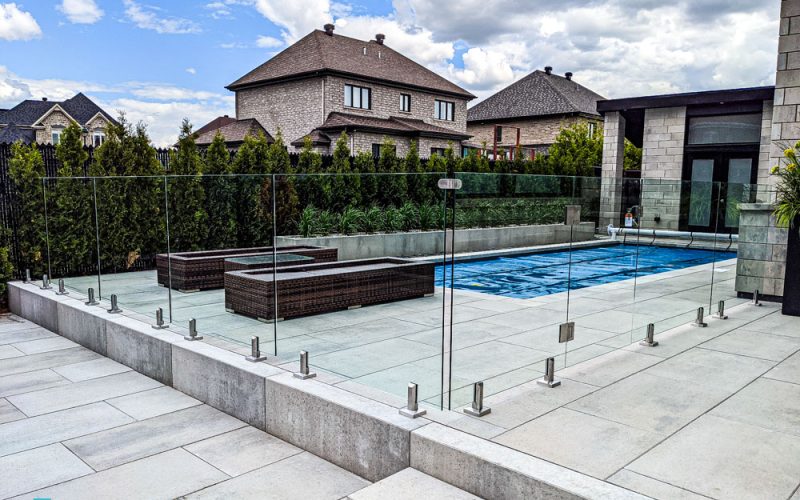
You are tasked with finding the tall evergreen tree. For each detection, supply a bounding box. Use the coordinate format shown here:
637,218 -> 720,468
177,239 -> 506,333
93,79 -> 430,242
265,130 -> 299,236
330,132 -> 360,210
168,119 -> 207,252
8,142 -> 46,275
296,136 -> 328,210
231,132 -> 271,246
353,150 -> 377,208
203,132 -> 237,249
52,121 -> 92,276
405,140 -> 432,204
377,137 -> 406,206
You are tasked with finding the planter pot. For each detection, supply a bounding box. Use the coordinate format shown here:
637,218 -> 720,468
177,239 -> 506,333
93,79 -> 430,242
783,217 -> 800,316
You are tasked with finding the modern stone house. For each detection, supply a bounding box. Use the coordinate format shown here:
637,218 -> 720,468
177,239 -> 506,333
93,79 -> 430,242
465,67 -> 604,158
597,86 -> 775,234
226,24 -> 474,157
0,93 -> 114,146
194,115 -> 272,147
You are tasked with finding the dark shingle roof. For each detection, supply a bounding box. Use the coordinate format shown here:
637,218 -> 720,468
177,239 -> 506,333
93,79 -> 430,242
0,93 -> 114,127
195,115 -> 238,137
0,123 -> 36,144
195,118 -> 272,145
290,129 -> 331,147
317,111 -> 471,140
227,29 -> 474,99
467,70 -> 605,122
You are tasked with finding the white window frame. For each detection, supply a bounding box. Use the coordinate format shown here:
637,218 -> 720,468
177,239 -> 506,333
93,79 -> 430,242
51,128 -> 63,145
400,93 -> 411,113
92,130 -> 105,147
588,122 -> 597,137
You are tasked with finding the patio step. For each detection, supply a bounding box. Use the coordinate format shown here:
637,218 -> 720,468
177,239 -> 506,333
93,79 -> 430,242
347,468 -> 480,499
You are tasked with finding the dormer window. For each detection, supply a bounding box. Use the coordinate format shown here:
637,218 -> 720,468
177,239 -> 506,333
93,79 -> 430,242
344,84 -> 371,110
51,127 -> 63,145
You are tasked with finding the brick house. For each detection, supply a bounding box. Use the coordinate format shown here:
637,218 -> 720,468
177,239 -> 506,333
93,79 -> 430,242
0,93 -> 115,146
226,24 -> 474,157
465,67 -> 604,158
194,115 -> 273,147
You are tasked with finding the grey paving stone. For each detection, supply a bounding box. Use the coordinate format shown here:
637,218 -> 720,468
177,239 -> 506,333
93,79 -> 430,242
186,451 -> 370,500
0,443 -> 93,499
13,448 -> 228,500
608,469 -> 710,500
0,402 -> 133,457
184,426 -> 302,476
312,337 -> 440,378
701,328 -> 800,361
12,336 -> 79,355
0,319 -> 46,334
64,404 -> 245,470
52,357 -> 131,382
0,346 -> 101,378
493,408 -> 663,480
0,368 -> 69,398
348,467 -> 481,500
628,415 -> 800,500
558,349 -> 662,387
0,326 -> 56,345
107,386 -> 200,420
765,351 -> 800,384
643,347 -> 774,392
740,310 -> 800,337
7,370 -> 161,416
710,378 -> 800,437
0,344 -> 23,360
567,372 -> 731,436
0,398 -> 24,424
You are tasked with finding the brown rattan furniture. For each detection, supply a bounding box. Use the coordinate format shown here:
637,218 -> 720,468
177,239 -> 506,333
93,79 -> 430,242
224,258 -> 435,320
156,246 -> 337,292
223,254 -> 315,273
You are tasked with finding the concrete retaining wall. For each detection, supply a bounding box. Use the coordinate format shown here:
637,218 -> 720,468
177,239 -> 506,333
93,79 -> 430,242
8,281 -> 643,499
277,222 -> 596,261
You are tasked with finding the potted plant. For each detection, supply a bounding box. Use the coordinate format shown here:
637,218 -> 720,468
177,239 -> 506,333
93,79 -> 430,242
772,145 -> 800,315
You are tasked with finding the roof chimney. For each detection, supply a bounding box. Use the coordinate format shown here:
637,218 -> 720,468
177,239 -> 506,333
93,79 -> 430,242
544,66 -> 552,75
323,23 -> 335,36
565,72 -> 573,81
375,34 -> 385,45
42,97 -> 48,101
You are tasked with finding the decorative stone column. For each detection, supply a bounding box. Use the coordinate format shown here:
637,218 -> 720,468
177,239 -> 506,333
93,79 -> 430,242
736,204 -> 787,299
599,111 -> 625,228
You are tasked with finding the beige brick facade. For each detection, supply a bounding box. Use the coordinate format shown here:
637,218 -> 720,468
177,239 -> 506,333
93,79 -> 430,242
31,107 -> 112,146
466,115 -> 599,150
235,75 -> 469,158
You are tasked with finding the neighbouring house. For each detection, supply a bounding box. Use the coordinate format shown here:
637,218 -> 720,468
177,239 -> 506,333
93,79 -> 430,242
0,93 -> 115,146
465,67 -> 604,159
226,23 -> 474,157
597,86 -> 774,234
194,116 -> 272,147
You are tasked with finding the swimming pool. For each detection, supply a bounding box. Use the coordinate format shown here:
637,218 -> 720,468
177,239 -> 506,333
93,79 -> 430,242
435,244 -> 735,299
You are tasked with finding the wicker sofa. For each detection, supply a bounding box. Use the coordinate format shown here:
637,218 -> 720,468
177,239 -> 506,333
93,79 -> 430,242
156,246 -> 338,291
224,258 -> 435,321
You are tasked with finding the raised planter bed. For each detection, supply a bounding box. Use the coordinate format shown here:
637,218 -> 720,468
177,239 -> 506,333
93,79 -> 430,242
224,258 -> 435,321
156,246 -> 337,292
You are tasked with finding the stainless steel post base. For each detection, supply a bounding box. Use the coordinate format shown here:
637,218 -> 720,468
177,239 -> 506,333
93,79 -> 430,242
293,350 -> 316,379
537,357 -> 561,388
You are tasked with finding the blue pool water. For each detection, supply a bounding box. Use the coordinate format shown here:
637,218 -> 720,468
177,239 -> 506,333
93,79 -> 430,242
435,245 -> 736,299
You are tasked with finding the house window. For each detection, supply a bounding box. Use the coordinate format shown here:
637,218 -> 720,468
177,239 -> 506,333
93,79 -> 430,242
400,94 -> 411,112
92,131 -> 105,147
344,84 -> 371,110
687,113 -> 761,145
494,126 -> 502,143
431,147 -> 446,156
372,143 -> 396,157
587,122 -> 597,137
434,100 -> 454,121
51,128 -> 63,145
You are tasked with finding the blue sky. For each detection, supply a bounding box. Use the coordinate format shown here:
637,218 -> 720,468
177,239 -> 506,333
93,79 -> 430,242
0,0 -> 782,145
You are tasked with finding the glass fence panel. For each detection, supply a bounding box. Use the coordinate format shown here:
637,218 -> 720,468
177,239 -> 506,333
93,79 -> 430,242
165,173 -> 274,347
564,176 -> 640,369
445,172 -> 577,410
90,175 -> 169,323
271,171 -> 446,410
41,177 -> 99,295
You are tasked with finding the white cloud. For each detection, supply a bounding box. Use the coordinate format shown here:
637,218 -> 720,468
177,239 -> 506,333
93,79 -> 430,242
450,47 -> 514,91
0,3 -> 42,41
58,0 -> 103,24
123,0 -> 201,34
186,67 -> 197,75
255,35 -> 282,48
253,0 -> 331,43
128,85 -> 222,101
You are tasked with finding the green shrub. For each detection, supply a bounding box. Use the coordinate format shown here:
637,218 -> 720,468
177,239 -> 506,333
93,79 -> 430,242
362,206 -> 383,233
383,207 -> 402,233
339,206 -> 363,235
298,206 -> 317,237
398,202 -> 418,231
418,204 -> 438,231
0,245 -> 13,310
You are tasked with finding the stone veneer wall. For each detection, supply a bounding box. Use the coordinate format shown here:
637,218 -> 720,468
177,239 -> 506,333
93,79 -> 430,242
736,204 -> 787,299
638,106 -> 687,230
466,115 -> 598,150
599,111 -> 626,227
